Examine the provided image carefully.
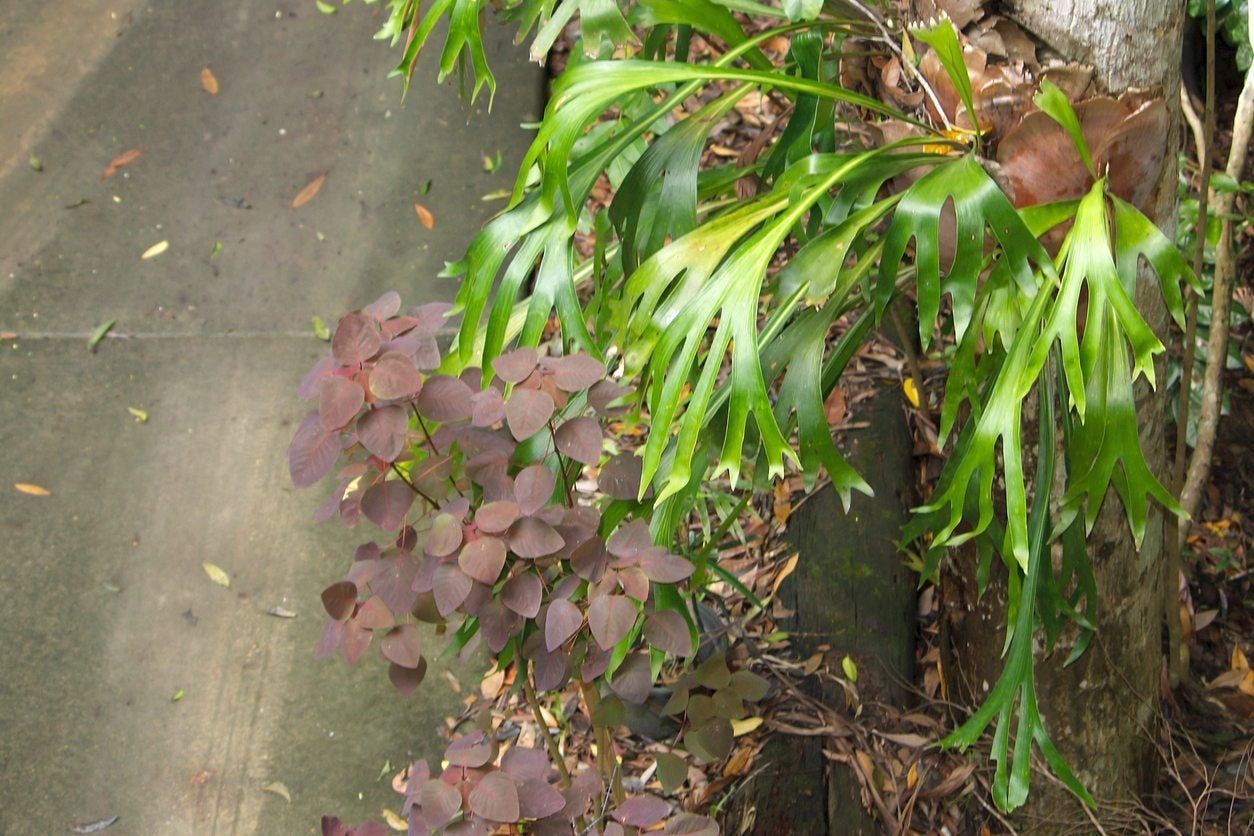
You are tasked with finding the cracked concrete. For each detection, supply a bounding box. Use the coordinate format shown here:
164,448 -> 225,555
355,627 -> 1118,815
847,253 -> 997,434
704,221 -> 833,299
0,2 -> 541,833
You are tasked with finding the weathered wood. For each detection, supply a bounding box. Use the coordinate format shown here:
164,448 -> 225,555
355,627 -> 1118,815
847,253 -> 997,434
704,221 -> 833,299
723,386 -> 917,834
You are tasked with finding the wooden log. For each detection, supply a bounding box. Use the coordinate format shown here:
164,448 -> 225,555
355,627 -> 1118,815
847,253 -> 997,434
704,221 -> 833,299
722,385 -> 918,834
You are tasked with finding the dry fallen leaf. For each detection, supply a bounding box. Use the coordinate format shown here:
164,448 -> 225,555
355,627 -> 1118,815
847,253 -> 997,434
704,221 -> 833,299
381,809 -> 407,831
261,781 -> 291,803
141,240 -> 169,260
414,202 -> 435,230
102,149 -> 141,180
902,376 -> 921,408
15,483 -> 51,496
731,716 -> 763,736
292,174 -> 326,208
202,561 -> 231,588
200,67 -> 219,95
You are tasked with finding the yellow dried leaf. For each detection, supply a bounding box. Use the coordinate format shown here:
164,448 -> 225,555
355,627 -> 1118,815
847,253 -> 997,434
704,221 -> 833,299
202,561 -> 231,588
292,174 -> 326,208
1233,645 -> 1250,672
902,377 -> 920,407
906,761 -> 919,790
261,781 -> 291,802
414,202 -> 435,230
381,809 -> 407,831
731,716 -> 763,737
1239,670 -> 1254,697
141,240 -> 170,260
200,67 -> 219,95
15,483 -> 51,496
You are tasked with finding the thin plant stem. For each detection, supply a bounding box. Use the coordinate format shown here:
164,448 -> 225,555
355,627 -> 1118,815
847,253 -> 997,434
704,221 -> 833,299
1166,0 -> 1215,688
390,462 -> 440,508
579,681 -> 626,807
523,668 -> 573,786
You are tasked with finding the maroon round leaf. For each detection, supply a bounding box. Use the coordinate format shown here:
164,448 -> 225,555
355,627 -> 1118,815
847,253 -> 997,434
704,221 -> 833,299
289,411 -> 341,488
420,779 -> 462,825
332,312 -> 382,366
480,599 -> 522,653
298,355 -> 336,399
409,301 -> 453,334
364,290 -> 402,321
685,717 -> 734,764
396,525 -> 418,552
654,752 -> 688,793
610,652 -> 653,704
695,654 -> 732,690
545,598 -> 582,652
445,731 -> 493,768
597,452 -> 643,500
550,354 -> 606,392
381,624 -> 423,668
470,387 -> 506,427
517,779 -> 565,820
581,645 -> 611,682
415,374 -> 474,422
554,417 -> 603,465
639,550 -> 694,583
458,537 -> 507,585
514,465 -> 556,517
356,405 -> 408,462
644,610 -> 693,657
570,537 -> 608,582
533,645 -> 570,691
433,563 -> 473,616
606,520 -> 653,559
617,566 -> 650,602
492,347 -> 539,384
361,480 -> 415,531
469,771 -> 520,823
509,517 -> 565,559
342,617 -> 372,664
369,352 -> 423,400
501,747 -> 550,783
587,595 -> 637,651
369,555 -> 420,616
475,500 -> 520,534
316,617 -> 345,659
356,595 -> 394,629
380,315 -> 418,340
319,376 -> 365,430
712,688 -> 745,721
425,513 -> 463,558
730,670 -> 771,702
664,813 -> 720,835
321,580 -> 358,621
588,379 -> 633,414
611,795 -> 670,828
410,334 -> 442,371
505,388 -> 554,441
501,572 -> 542,618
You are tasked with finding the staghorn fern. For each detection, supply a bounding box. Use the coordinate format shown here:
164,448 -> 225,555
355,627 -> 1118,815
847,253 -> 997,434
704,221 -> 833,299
355,1 -> 1190,813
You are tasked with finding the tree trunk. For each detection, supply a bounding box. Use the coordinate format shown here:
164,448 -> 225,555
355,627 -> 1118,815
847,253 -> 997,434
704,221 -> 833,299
947,1 -> 1184,829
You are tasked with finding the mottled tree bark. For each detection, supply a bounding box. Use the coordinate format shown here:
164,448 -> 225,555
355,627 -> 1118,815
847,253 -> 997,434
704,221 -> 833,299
947,1 -> 1185,829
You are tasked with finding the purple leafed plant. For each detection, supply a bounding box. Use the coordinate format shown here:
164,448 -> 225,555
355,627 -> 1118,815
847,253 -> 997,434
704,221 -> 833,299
291,293 -> 743,834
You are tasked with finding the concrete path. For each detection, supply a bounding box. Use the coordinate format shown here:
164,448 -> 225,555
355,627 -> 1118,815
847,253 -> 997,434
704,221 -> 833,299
0,2 -> 541,833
